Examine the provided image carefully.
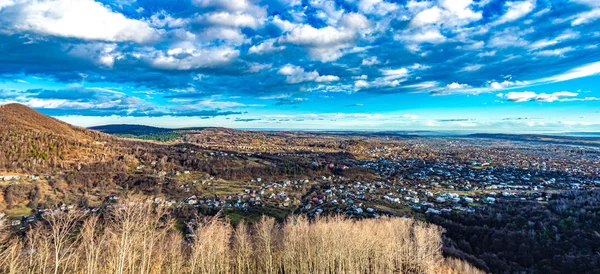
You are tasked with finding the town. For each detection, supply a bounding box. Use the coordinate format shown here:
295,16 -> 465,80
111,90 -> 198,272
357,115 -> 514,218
3,134 -> 599,233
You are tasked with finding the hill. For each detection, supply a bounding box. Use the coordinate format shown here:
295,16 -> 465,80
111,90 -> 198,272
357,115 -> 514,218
89,124 -> 174,135
0,103 -> 122,172
0,103 -> 92,139
89,124 -> 218,142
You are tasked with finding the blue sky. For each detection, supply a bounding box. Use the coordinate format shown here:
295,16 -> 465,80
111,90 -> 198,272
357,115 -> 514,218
0,0 -> 599,132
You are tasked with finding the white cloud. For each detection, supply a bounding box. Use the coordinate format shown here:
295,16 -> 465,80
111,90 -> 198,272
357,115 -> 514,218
504,91 -> 538,102
535,91 -> 578,102
362,56 -> 380,66
281,24 -> 356,62
0,0 -> 15,10
147,10 -> 189,28
411,6 -> 443,27
365,67 -> 410,88
246,63 -> 272,73
148,45 -> 239,70
489,80 -> 529,90
2,0 -> 161,43
529,30 -> 579,50
541,61 -> 600,82
357,0 -> 399,16
571,8 -> 600,26
192,0 -> 250,12
411,0 -> 482,27
68,43 -> 122,67
354,80 -> 369,89
258,94 -> 291,100
495,0 -> 536,25
197,12 -> 261,29
284,25 -> 353,46
477,50 -> 496,57
571,0 -> 600,7
460,64 -> 483,72
401,29 -> 447,44
380,68 -> 409,80
404,81 -> 439,89
408,63 -> 431,70
192,98 -> 250,108
339,12 -> 371,30
446,82 -> 471,89
534,46 -> 575,57
503,91 -> 579,102
25,98 -> 96,109
271,15 -> 298,32
277,64 -> 340,84
487,27 -> 534,48
248,38 -> 285,54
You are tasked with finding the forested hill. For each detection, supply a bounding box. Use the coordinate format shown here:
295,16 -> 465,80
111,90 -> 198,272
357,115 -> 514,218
0,104 -> 122,172
89,124 -> 174,135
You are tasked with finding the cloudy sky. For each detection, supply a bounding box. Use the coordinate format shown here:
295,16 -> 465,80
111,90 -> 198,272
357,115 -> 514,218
0,0 -> 599,132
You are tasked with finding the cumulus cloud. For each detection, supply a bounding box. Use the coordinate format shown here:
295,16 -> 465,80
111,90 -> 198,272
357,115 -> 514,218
248,38 -> 285,54
446,82 -> 471,89
354,80 -> 369,89
489,80 -> 529,90
277,64 -> 340,84
495,0 -> 536,25
0,0 -> 599,128
280,25 -> 355,61
279,13 -> 370,62
362,56 -> 380,66
399,29 -> 447,44
196,12 -> 261,29
67,43 -> 123,67
410,0 -> 482,27
148,46 -> 240,70
192,0 -> 251,12
0,0 -> 161,43
357,0 -> 399,16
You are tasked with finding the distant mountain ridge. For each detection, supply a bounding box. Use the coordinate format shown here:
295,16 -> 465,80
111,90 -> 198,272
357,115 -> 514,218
468,133 -> 600,147
89,124 -> 174,135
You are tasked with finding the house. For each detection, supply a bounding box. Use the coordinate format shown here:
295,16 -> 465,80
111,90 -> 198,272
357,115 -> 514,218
186,195 -> 198,205
426,208 -> 441,215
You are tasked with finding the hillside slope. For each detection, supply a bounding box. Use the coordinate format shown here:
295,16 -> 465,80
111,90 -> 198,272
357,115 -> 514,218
0,103 -> 121,172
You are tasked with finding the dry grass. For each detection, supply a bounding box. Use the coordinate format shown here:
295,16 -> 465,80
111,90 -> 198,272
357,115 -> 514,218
438,257 -> 487,274
0,200 -> 482,274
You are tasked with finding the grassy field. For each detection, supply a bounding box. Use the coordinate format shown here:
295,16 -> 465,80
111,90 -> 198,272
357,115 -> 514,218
3,204 -> 32,218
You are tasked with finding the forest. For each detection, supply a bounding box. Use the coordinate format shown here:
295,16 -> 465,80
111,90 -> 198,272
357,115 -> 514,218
430,190 -> 600,273
0,199 -> 481,274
